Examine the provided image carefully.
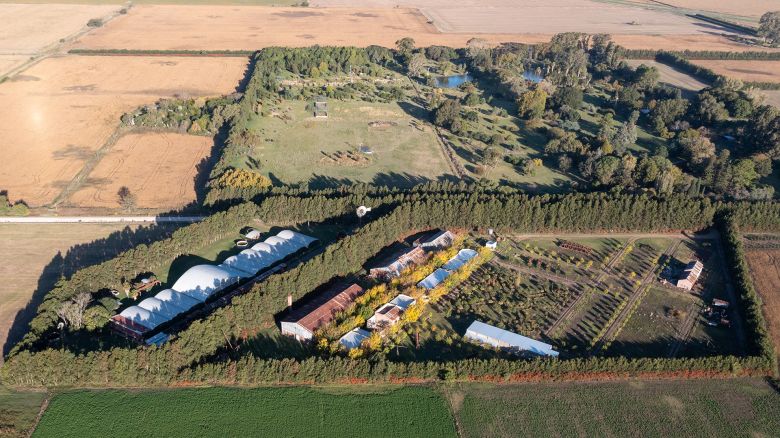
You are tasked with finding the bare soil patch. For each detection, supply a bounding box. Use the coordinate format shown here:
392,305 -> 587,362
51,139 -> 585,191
744,249 -> 780,362
0,55 -> 247,207
637,0 -> 775,19
0,4 -> 117,54
695,60 -> 780,83
68,132 -> 213,209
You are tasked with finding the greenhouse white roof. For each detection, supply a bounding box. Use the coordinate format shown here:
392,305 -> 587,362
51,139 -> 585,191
418,268 -> 450,290
339,328 -> 370,350
154,288 -> 201,312
172,264 -> 242,302
465,320 -> 559,357
442,249 -> 478,271
114,229 -> 315,338
119,305 -> 169,330
137,297 -> 188,320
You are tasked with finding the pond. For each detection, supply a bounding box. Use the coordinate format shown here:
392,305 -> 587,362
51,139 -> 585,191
523,70 -> 544,83
433,73 -> 473,88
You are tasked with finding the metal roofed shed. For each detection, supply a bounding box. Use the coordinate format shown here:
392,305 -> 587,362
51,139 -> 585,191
367,293 -> 417,330
442,249 -> 478,271
368,245 -> 426,280
281,283 -> 365,341
339,328 -> 370,350
464,320 -> 559,357
418,268 -> 451,290
414,230 -> 455,251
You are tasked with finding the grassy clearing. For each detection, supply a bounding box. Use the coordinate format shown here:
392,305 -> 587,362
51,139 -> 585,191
0,387 -> 46,438
451,379 -> 780,438
34,386 -> 456,438
246,99 -> 452,188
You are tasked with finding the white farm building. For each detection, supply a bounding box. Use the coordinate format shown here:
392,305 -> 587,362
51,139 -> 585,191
464,320 -> 559,357
112,229 -> 317,339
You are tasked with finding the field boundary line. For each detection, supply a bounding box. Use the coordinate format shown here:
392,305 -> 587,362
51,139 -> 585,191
0,216 -> 204,223
26,392 -> 50,438
48,125 -> 131,208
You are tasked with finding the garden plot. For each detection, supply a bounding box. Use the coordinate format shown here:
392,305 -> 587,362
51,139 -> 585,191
246,99 -> 451,188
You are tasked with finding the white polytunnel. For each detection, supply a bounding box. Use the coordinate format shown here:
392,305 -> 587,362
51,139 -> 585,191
113,229 -> 316,339
154,288 -> 201,312
137,297 -> 187,320
172,264 -> 243,302
119,306 -> 168,330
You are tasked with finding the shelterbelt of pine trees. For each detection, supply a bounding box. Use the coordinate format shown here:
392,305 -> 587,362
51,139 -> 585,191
3,193 -> 777,387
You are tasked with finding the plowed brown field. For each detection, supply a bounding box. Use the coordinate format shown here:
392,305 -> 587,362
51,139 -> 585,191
695,60 -> 780,83
68,132 -> 213,209
0,55 -> 248,207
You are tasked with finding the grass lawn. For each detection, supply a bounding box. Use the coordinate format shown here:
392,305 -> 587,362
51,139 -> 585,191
34,386 -> 456,438
449,378 -> 780,438
0,387 -> 46,437
608,286 -> 696,357
246,99 -> 452,188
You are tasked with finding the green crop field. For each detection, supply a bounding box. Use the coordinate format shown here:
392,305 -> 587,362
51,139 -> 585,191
34,386 -> 456,438
450,379 -> 780,438
245,99 -> 452,189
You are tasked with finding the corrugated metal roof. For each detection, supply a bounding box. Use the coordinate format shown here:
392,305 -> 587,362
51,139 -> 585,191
442,249 -> 478,271
284,283 -> 364,333
465,320 -> 559,357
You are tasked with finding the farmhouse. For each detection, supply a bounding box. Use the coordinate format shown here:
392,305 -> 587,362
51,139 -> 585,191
339,327 -> 370,350
369,245 -> 427,279
281,283 -> 365,341
111,229 -> 317,339
676,260 -> 703,291
464,320 -> 559,357
367,294 -> 416,330
414,229 -> 455,251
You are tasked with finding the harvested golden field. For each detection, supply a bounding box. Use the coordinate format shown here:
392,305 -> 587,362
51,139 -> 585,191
760,90 -> 780,108
695,60 -> 780,83
745,248 -> 780,363
73,4 -> 774,52
0,55 -> 248,207
637,0 -> 774,19
0,4 -> 117,54
0,54 -> 26,77
68,132 -> 213,209
626,59 -> 708,92
0,223 -> 144,356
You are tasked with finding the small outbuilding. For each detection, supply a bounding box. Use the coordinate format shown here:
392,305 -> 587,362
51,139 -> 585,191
339,328 -> 371,350
369,246 -> 427,280
676,260 -> 703,291
367,294 -> 416,330
414,230 -> 455,251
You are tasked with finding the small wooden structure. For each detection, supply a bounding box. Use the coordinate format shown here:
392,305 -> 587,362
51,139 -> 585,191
313,95 -> 328,118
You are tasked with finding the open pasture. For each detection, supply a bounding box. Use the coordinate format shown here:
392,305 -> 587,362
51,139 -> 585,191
67,132 -> 213,209
0,55 -> 248,207
34,386 -> 456,437
246,99 -> 452,188
451,378 -> 780,438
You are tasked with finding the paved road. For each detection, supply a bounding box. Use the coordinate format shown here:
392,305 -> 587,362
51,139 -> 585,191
0,216 -> 204,224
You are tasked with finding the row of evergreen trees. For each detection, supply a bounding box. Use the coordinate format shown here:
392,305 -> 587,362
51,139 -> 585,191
4,191 -> 777,386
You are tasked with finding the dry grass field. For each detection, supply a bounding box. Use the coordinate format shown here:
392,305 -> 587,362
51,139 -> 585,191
626,59 -> 708,92
68,132 -> 213,209
636,0 -> 775,20
695,60 -> 780,83
71,4 -> 774,52
0,223 -> 147,356
0,4 -> 117,54
745,248 -> 780,363
760,90 -> 780,108
0,55 -> 248,207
